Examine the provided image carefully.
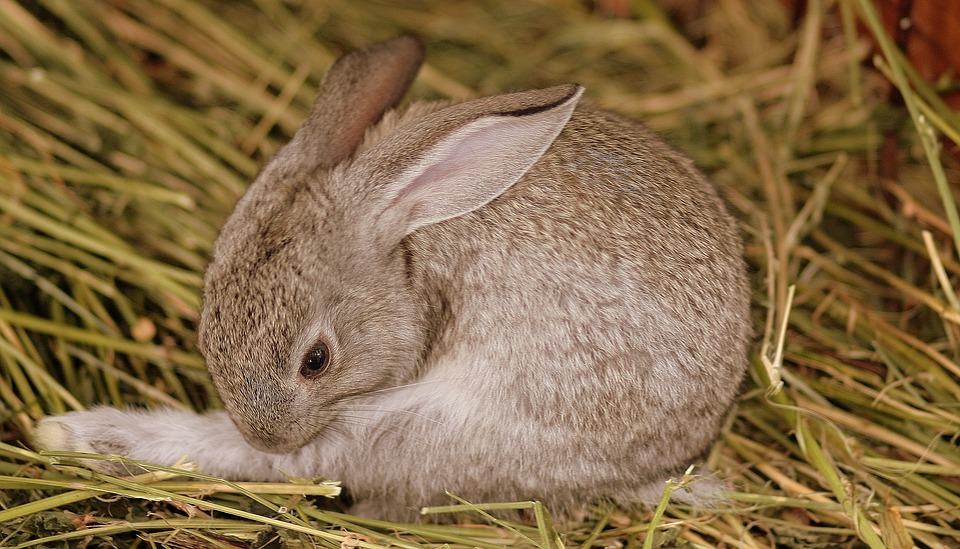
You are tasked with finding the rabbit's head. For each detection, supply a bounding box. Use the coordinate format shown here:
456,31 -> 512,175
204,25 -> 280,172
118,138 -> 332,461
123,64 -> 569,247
198,36 -> 583,453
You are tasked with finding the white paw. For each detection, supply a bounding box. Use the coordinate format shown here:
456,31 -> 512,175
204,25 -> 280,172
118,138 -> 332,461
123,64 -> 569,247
33,417 -> 96,453
32,408 -> 149,476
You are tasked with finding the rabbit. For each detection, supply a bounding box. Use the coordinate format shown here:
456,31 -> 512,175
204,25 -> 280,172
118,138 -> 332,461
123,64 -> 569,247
33,35 -> 751,521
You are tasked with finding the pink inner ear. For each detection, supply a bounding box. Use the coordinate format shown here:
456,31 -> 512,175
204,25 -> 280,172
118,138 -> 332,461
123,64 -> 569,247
390,114 -> 568,232
369,84 -> 582,239
396,129 -> 486,201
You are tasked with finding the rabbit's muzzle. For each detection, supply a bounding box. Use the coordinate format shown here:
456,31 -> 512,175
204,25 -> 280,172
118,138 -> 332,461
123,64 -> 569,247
225,383 -> 309,454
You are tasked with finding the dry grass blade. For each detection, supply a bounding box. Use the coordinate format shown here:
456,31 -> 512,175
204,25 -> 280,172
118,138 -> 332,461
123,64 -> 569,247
2,1 -> 959,548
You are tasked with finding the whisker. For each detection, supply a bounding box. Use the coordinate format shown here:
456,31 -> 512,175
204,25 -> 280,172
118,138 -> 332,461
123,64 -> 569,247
332,416 -> 437,445
337,403 -> 446,422
341,377 -> 450,400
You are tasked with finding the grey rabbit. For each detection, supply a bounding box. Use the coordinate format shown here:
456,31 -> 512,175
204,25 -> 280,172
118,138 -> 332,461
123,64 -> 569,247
34,36 -> 751,520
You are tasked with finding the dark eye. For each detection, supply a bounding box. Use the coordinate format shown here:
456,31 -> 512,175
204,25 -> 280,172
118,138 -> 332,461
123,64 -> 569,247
299,342 -> 329,379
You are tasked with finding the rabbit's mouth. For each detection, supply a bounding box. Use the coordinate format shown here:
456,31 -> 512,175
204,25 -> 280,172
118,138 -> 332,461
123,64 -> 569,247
240,421 -> 310,454
222,399 -> 309,454
233,407 -> 337,455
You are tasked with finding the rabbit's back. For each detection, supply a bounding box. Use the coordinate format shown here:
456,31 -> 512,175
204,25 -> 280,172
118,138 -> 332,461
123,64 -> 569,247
395,103 -> 750,496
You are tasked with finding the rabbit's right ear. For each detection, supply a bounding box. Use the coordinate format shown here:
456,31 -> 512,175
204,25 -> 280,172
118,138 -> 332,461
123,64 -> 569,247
284,36 -> 424,167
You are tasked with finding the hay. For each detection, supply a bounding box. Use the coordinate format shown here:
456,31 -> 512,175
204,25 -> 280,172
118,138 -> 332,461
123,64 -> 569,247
1,0 -> 958,547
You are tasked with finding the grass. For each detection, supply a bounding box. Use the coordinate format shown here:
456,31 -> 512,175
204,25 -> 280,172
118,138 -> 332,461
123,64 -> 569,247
1,0 -> 959,547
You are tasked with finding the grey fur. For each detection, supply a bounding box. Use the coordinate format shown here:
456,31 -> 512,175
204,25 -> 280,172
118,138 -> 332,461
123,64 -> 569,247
34,36 -> 750,521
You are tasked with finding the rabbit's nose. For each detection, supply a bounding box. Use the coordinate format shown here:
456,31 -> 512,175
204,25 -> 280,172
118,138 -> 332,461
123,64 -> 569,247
228,381 -> 305,453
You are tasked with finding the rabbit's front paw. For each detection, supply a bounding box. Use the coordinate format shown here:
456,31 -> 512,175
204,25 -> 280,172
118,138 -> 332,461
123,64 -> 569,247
33,408 -> 150,475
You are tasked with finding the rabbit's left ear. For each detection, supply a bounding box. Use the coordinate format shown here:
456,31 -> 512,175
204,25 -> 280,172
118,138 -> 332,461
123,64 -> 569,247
285,36 -> 424,168
362,84 -> 583,239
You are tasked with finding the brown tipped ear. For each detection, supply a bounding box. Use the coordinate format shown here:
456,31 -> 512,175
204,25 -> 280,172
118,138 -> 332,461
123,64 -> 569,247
362,84 -> 584,239
287,36 -> 424,167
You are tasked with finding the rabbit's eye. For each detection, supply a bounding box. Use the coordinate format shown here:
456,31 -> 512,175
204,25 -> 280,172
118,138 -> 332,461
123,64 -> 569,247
299,343 -> 329,379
